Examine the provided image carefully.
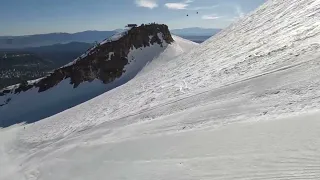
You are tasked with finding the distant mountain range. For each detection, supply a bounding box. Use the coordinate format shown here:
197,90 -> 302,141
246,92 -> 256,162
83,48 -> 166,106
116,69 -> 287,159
0,28 -> 220,49
24,42 -> 93,67
0,31 -> 117,49
24,42 -> 92,54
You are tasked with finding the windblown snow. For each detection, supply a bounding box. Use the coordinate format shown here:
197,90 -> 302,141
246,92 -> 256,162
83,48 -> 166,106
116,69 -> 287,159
1,0 -> 320,179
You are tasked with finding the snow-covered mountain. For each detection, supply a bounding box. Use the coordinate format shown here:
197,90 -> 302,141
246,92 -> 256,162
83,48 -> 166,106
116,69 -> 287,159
1,0 -> 320,179
0,24 -> 198,127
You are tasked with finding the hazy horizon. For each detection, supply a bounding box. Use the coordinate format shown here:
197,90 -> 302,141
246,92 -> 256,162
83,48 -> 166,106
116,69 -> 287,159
1,0 -> 265,36
0,26 -> 223,37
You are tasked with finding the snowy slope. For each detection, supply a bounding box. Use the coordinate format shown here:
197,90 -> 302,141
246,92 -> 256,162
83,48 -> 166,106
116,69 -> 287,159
2,111 -> 319,180
1,0 -> 320,179
19,0 -> 320,134
0,35 -> 198,127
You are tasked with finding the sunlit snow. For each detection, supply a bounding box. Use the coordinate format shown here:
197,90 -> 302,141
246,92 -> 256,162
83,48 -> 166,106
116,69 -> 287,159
1,0 -> 320,179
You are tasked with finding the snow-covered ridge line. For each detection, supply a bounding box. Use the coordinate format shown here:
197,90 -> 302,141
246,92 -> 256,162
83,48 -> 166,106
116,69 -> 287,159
100,28 -> 132,45
61,30 -> 131,68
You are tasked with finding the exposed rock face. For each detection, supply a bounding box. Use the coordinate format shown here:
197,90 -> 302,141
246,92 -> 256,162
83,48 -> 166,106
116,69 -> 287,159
0,24 -> 174,96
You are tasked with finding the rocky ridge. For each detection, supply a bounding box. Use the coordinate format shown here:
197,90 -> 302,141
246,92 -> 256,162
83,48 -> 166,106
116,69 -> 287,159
0,23 -> 174,97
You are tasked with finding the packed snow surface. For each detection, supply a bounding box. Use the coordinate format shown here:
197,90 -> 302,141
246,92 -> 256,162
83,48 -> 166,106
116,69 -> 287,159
2,112 -> 320,180
1,0 -> 320,179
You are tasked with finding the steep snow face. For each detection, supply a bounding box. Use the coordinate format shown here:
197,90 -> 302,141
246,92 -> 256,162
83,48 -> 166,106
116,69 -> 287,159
138,35 -> 197,75
195,0 -> 320,85
0,35 -> 198,127
94,0 -> 320,120
6,0 -> 319,142
9,0 -> 320,140
2,0 -> 320,179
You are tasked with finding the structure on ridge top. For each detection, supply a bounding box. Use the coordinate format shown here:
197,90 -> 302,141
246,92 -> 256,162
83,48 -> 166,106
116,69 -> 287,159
126,24 -> 137,28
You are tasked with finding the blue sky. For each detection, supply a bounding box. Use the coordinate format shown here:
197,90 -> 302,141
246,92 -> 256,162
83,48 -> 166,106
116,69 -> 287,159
0,0 -> 266,36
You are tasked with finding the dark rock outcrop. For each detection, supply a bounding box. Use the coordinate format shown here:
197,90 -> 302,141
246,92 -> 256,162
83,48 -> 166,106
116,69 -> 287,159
0,23 -> 174,96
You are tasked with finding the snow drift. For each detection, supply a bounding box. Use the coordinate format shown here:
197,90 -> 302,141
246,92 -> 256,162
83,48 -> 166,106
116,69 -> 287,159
0,24 -> 198,127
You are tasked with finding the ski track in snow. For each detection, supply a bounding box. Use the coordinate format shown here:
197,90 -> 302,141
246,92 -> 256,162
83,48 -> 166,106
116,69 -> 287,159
1,0 -> 320,179
2,110 -> 320,180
